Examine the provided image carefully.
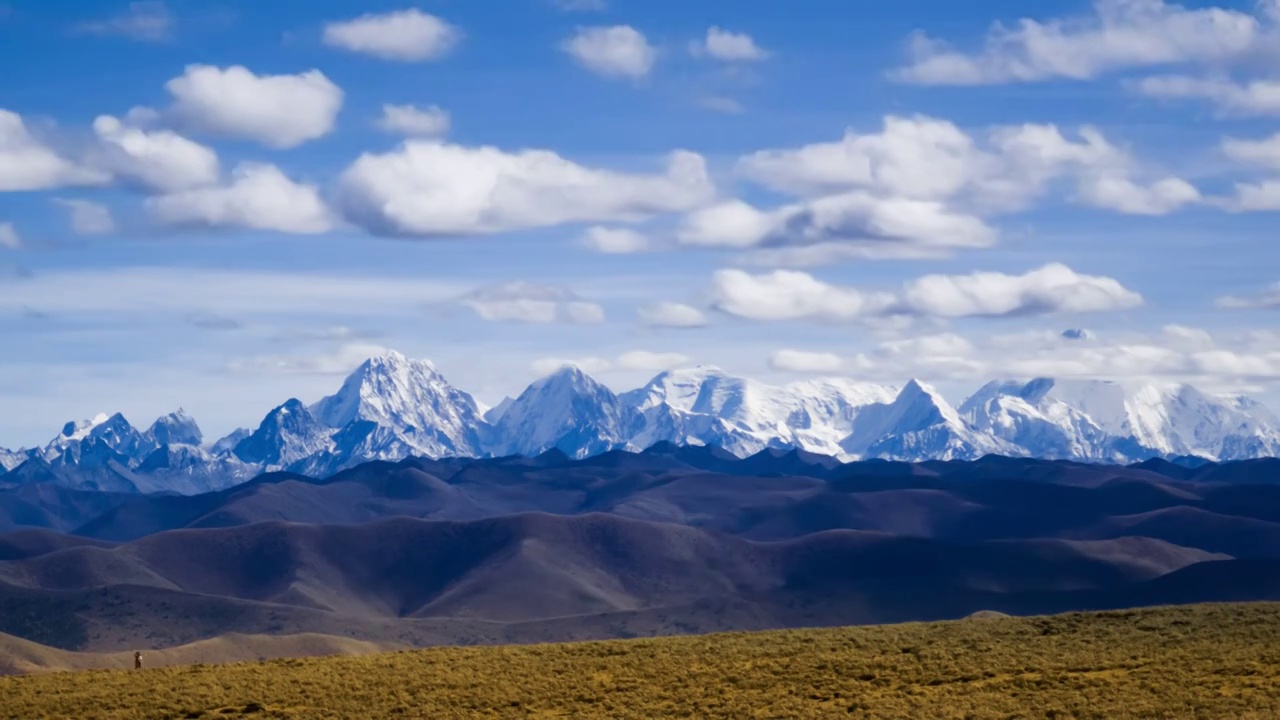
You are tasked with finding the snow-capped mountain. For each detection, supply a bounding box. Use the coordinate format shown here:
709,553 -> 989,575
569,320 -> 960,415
844,379 -> 1015,460
621,366 -> 896,457
3,350 -> 1280,495
232,399 -> 333,469
490,365 -> 641,458
309,351 -> 487,460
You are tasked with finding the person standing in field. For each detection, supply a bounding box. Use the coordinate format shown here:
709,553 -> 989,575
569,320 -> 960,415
134,651 -> 142,670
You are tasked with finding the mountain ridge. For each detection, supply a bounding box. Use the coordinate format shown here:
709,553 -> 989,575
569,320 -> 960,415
3,350 -> 1279,495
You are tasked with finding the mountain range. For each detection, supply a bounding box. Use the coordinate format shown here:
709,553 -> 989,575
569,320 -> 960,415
2,350 -> 1279,495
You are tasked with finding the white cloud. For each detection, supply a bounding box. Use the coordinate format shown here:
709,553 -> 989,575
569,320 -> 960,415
51,199 -> 116,235
769,349 -> 844,373
1135,75 -> 1280,116
90,114 -> 219,192
690,27 -> 770,61
766,327 -> 1280,392
562,26 -> 656,79
637,302 -> 708,328
1217,281 -> 1280,309
322,9 -> 461,62
579,226 -> 649,253
529,350 -> 688,376
1075,174 -> 1201,214
0,110 -> 107,191
164,65 -> 344,148
0,267 -> 470,318
226,342 -> 393,376
710,263 -> 1142,323
462,281 -> 605,324
1218,180 -> 1280,211
376,104 -> 450,137
530,356 -> 613,376
75,1 -> 172,42
145,163 -> 335,234
1223,132 -> 1280,166
336,141 -> 713,236
736,115 -> 1197,215
678,193 -> 997,252
699,97 -> 745,114
552,0 -> 607,10
0,222 -> 20,249
710,269 -> 899,322
615,350 -> 689,371
892,0 -> 1266,85
902,263 -> 1145,318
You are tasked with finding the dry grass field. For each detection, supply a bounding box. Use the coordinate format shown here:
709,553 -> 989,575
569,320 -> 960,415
2,602 -> 1279,719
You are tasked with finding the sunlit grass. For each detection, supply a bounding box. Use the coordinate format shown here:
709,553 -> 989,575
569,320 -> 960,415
3,603 -> 1279,719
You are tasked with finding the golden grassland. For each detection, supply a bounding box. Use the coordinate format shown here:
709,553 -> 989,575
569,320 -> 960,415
2,603 -> 1279,719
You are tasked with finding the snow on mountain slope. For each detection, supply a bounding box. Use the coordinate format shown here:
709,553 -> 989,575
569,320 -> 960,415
1044,379 -> 1280,461
621,367 -> 897,457
491,365 -> 641,458
309,350 -> 486,459
7,349 -> 1280,494
142,409 -> 203,452
233,399 -> 334,470
960,379 -> 1140,462
845,380 -> 1016,461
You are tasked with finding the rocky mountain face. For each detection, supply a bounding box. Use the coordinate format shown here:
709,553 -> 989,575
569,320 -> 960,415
3,351 -> 1279,495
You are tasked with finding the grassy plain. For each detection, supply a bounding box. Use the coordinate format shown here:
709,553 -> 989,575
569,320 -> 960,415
2,603 -> 1279,719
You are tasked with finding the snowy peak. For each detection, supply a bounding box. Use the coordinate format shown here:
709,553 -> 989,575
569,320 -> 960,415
145,408 -> 203,448
233,399 -> 332,469
309,349 -> 485,458
844,379 -> 1007,461
492,365 -> 640,458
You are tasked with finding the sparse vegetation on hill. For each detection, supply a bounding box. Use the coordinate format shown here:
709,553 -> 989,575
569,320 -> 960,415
2,602 -> 1278,719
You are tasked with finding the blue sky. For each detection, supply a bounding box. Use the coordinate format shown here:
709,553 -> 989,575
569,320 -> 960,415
1,0 -> 1279,447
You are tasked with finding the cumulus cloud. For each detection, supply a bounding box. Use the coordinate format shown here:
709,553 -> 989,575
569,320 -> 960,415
736,115 -> 1197,214
462,281 -> 604,324
690,27 -> 770,61
902,264 -> 1145,317
709,269 -> 899,322
637,302 -> 709,328
1217,281 -> 1280,309
1074,174 -> 1201,215
164,65 -> 344,148
769,349 -> 844,373
710,264 -> 1142,323
579,226 -> 649,253
0,222 -> 20,249
530,350 -> 688,376
1223,132 -> 1280,166
0,110 -> 107,191
322,9 -> 461,62
145,163 -> 336,234
678,193 -> 997,253
89,114 -> 219,192
52,199 -> 116,235
561,25 -> 656,78
696,115 -> 1199,263
375,104 -> 450,137
336,141 -> 713,236
891,0 -> 1267,85
1135,75 -> 1280,116
1217,180 -> 1280,211
74,1 -> 172,42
